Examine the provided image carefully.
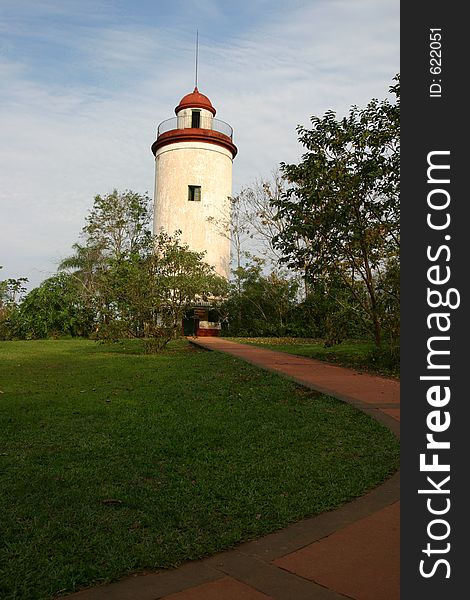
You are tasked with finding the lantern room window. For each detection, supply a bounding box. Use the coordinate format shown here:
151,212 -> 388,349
191,110 -> 201,128
188,185 -> 201,202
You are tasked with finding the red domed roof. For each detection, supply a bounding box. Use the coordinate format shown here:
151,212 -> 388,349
174,87 -> 216,116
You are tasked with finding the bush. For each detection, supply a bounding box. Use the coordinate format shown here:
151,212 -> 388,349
367,343 -> 400,373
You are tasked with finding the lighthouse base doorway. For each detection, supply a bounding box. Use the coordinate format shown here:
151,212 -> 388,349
182,307 -> 222,337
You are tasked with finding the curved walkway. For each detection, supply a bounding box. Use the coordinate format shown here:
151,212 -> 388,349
66,338 -> 400,600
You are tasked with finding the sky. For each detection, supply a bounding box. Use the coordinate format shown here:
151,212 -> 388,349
0,0 -> 399,290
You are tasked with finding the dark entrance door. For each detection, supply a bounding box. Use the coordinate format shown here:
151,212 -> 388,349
191,110 -> 201,128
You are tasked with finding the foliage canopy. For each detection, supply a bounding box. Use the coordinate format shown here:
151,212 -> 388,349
272,75 -> 400,346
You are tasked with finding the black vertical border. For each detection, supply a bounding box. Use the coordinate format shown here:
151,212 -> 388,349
401,3 -> 467,598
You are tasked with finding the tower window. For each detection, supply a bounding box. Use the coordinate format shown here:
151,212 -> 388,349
191,110 -> 201,128
188,185 -> 201,202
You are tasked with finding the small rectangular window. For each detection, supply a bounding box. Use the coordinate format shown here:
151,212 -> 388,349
188,185 -> 201,201
191,110 -> 201,128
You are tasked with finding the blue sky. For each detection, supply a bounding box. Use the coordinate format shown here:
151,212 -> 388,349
0,0 -> 399,289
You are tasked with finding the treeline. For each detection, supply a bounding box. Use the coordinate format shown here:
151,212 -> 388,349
1,75 -> 399,351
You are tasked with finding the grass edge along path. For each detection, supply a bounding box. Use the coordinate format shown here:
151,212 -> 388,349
0,339 -> 399,600
226,336 -> 399,378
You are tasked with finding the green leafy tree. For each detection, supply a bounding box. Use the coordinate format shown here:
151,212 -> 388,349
0,267 -> 28,339
95,231 -> 228,350
291,274 -> 371,343
9,273 -> 94,339
273,75 -> 400,346
59,189 -> 153,331
222,258 -> 299,337
83,189 -> 153,260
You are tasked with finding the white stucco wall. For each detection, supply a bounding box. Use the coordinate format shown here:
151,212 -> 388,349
153,140 -> 232,279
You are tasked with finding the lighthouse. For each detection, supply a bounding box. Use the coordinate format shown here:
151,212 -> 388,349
151,87 -> 237,279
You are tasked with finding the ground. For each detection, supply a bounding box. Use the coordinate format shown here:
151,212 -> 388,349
0,338 -> 399,600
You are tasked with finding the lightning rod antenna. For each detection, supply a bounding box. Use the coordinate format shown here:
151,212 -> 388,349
195,29 -> 199,88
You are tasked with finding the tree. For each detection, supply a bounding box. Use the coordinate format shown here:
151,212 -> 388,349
237,171 -> 297,269
222,258 -> 299,337
273,75 -> 400,347
8,273 -> 94,339
58,242 -> 109,326
83,189 -> 153,260
95,231 -> 228,350
59,189 -> 153,331
292,272 -> 371,343
209,173 -> 314,304
0,267 -> 28,339
240,170 -> 317,297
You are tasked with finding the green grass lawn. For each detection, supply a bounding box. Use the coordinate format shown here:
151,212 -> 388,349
0,339 -> 399,600
227,337 -> 400,378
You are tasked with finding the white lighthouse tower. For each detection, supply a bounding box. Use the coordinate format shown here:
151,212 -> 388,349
151,87 -> 237,280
